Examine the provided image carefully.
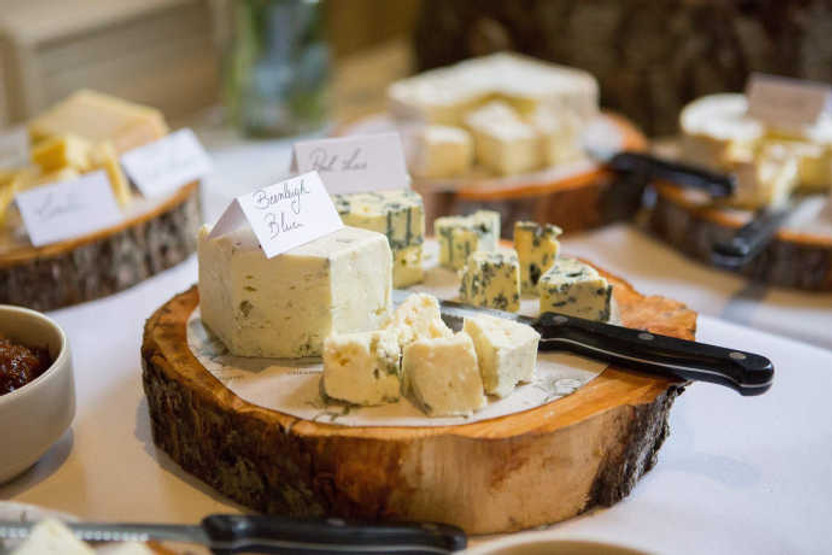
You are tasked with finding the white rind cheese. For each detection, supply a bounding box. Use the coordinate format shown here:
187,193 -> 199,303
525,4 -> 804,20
412,125 -> 474,179
465,101 -> 541,176
459,250 -> 521,312
198,225 -> 392,358
513,221 -> 562,295
539,257 -> 613,322
464,314 -> 540,398
322,330 -> 402,406
435,210 -> 501,270
402,332 -> 486,416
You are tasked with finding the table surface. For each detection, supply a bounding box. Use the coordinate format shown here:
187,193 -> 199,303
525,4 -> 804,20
2,129 -> 832,554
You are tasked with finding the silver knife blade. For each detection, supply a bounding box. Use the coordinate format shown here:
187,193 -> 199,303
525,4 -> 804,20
392,289 -> 536,332
0,520 -> 209,546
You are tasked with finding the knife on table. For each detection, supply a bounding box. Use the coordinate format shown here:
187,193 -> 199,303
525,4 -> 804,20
0,514 -> 467,554
711,205 -> 793,269
408,291 -> 774,396
601,151 -> 736,198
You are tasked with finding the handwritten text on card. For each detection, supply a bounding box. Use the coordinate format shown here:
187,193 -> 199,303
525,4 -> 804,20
121,128 -> 212,198
747,74 -> 832,129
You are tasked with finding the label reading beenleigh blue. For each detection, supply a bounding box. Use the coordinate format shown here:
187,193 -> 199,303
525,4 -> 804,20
290,132 -> 409,194
208,171 -> 343,258
16,171 -> 122,247
746,74 -> 832,129
121,128 -> 212,198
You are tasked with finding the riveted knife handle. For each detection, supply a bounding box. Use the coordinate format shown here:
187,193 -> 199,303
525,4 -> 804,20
609,151 -> 735,198
711,206 -> 791,269
534,313 -> 773,396
202,514 -> 467,554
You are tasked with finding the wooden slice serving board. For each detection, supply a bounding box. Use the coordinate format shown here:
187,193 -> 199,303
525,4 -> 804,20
649,182 -> 832,291
0,182 -> 201,311
337,112 -> 647,235
141,266 -> 695,535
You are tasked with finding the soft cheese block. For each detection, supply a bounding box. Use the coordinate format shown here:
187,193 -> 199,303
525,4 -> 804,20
465,101 -> 541,175
435,210 -> 501,270
539,257 -> 613,322
464,314 -> 540,398
412,125 -> 474,179
384,292 -> 453,348
532,106 -> 583,166
402,332 -> 486,416
726,142 -> 798,209
514,221 -> 562,295
459,250 -> 521,312
198,225 -> 392,358
322,330 -> 402,406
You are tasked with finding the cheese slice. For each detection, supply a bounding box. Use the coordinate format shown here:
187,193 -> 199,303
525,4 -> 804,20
402,332 -> 486,416
198,225 -> 392,358
465,101 -> 541,175
513,221 -> 562,295
435,210 -> 501,270
88,141 -> 132,207
459,250 -> 521,312
30,134 -> 92,172
323,330 -> 402,406
412,125 -> 474,179
464,314 -> 540,398
539,257 -> 613,322
12,519 -> 94,554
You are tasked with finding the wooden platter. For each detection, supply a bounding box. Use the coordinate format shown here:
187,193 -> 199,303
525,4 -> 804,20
0,182 -> 201,311
338,113 -> 648,236
141,267 -> 695,535
648,182 -> 832,291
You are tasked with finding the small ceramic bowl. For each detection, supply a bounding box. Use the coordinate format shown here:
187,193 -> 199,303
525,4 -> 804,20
0,305 -> 74,484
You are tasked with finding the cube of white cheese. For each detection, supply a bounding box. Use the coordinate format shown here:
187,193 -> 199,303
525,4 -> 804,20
402,333 -> 486,416
514,221 -> 562,295
392,244 -> 424,288
463,314 -> 540,398
412,125 -> 474,179
322,330 -> 402,406
435,210 -> 501,270
198,225 -> 392,358
459,250 -> 521,312
531,106 -> 583,166
726,142 -> 798,209
539,257 -> 613,322
465,101 -> 541,176
384,293 -> 453,348
13,519 -> 94,554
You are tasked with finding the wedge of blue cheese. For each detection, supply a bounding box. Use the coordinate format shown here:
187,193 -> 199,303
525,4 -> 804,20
513,221 -> 562,295
459,250 -> 521,312
435,210 -> 501,270
322,330 -> 402,406
464,314 -> 540,398
539,257 -> 613,322
198,225 -> 392,358
333,190 -> 425,287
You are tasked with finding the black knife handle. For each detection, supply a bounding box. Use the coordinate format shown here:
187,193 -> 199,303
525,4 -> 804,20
609,152 -> 735,198
711,207 -> 791,269
202,514 -> 467,554
534,313 -> 773,396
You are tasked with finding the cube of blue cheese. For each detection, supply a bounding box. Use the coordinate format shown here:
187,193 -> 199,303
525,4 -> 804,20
384,292 -> 453,348
459,250 -> 521,312
464,314 -> 540,397
513,221 -> 562,295
539,257 -> 613,322
435,210 -> 501,270
322,330 -> 402,406
392,244 -> 424,288
198,225 -> 392,358
402,333 -> 486,416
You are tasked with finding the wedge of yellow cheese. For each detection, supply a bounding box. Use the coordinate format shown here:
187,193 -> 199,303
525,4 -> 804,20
31,134 -> 92,173
88,142 -> 132,206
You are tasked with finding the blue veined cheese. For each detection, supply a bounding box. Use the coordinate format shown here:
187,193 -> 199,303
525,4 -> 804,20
459,250 -> 521,312
322,330 -> 401,406
435,210 -> 501,270
539,257 -> 613,322
384,292 -> 453,348
464,314 -> 540,398
513,221 -> 562,295
198,225 -> 392,358
392,244 -> 424,288
402,332 -> 486,416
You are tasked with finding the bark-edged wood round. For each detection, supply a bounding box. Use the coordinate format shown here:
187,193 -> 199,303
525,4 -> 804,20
141,269 -> 694,534
648,183 -> 832,291
0,182 -> 201,311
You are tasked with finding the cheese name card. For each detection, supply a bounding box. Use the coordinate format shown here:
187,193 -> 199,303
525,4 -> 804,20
16,170 -> 122,247
209,170 -> 343,258
746,73 -> 832,130
291,133 -> 409,194
121,128 -> 212,198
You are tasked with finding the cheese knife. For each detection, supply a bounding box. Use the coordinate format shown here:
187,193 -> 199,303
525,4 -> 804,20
0,514 -> 467,554
405,292 -> 774,396
710,205 -> 792,269
601,151 -> 736,198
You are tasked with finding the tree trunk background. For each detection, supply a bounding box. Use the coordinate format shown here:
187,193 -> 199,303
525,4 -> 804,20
414,0 -> 832,136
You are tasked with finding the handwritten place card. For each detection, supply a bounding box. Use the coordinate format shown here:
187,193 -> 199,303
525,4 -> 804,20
747,73 -> 832,129
209,171 -> 343,258
291,133 -> 409,194
121,128 -> 212,198
16,171 -> 122,247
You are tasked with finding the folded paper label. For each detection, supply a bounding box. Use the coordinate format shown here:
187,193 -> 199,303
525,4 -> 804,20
291,132 -> 409,194
16,170 -> 122,247
746,73 -> 832,130
208,171 -> 343,258
121,128 -> 212,198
